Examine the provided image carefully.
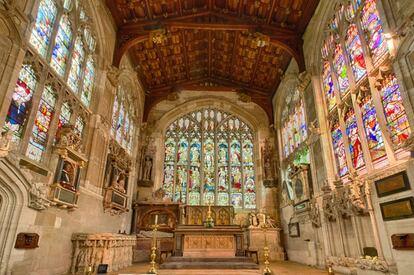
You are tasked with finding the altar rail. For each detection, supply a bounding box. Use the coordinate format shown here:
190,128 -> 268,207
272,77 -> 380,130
70,233 -> 136,273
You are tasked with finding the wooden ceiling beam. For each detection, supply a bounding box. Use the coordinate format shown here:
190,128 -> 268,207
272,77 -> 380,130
144,0 -> 154,20
180,30 -> 190,80
208,30 -> 212,77
266,0 -> 277,25
228,31 -> 240,78
211,77 -> 269,96
249,46 -> 264,85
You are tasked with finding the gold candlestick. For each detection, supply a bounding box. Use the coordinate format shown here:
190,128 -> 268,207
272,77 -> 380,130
262,224 -> 272,275
148,217 -> 159,274
328,266 -> 335,275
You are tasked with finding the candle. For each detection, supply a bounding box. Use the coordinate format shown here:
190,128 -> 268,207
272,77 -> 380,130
154,214 -> 158,225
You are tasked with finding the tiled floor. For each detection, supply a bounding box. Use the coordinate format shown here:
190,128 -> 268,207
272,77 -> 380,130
108,261 -> 327,275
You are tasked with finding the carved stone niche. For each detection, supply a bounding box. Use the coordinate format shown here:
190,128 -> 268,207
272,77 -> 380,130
262,138 -> 278,188
289,164 -> 312,207
51,125 -> 87,209
103,140 -> 132,214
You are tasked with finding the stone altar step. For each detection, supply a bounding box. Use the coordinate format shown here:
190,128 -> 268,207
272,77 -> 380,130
159,256 -> 260,270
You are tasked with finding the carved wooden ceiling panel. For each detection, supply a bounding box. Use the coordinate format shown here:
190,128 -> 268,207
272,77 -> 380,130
106,0 -> 319,121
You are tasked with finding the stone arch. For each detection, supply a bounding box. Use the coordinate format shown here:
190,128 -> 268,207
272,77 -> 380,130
147,96 -> 272,210
153,96 -> 270,134
0,158 -> 31,275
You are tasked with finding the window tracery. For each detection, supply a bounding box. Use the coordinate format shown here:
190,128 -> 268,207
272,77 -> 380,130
111,85 -> 136,153
2,0 -> 97,162
320,0 -> 412,177
162,108 -> 256,209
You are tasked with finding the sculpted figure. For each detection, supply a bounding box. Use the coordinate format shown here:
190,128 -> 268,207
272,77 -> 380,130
143,156 -> 153,180
0,129 -> 12,157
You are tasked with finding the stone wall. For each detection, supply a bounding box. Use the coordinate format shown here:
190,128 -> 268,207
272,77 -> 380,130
274,0 -> 414,274
0,1 -> 145,274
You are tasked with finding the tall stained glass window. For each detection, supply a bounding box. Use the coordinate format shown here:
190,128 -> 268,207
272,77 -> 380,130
50,14 -> 72,76
321,0 -> 412,177
81,56 -> 95,106
281,91 -> 308,159
331,119 -> 348,176
74,116 -> 85,136
30,0 -> 57,58
4,64 -> 38,141
162,108 -> 256,209
111,86 -> 136,152
361,0 -> 388,63
67,36 -> 85,92
379,74 -> 411,145
344,107 -> 365,168
58,102 -> 72,129
26,86 -> 57,161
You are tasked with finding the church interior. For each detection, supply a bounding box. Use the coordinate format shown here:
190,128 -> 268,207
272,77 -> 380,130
1,0 -> 414,274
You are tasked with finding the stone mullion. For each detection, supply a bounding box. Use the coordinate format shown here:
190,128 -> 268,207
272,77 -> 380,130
240,132 -> 244,209
339,22 -> 374,171
311,73 -> 338,183
173,135 -> 179,203
186,133 -> 191,205
200,125 -> 205,206
44,5 -> 64,65
214,123 -> 218,205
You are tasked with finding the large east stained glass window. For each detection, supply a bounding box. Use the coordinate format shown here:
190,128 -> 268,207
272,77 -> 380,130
26,86 -> 57,161
4,64 -> 38,141
162,108 -> 256,209
320,0 -> 412,177
29,0 -> 57,58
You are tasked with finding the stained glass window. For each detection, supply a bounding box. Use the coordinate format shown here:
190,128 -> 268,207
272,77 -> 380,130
321,0 -> 412,177
58,102 -> 72,129
81,56 -> 94,106
281,97 -> 308,159
50,14 -> 72,76
111,87 -> 135,152
67,36 -> 85,93
379,74 -> 411,145
30,0 -> 57,58
163,108 -> 256,209
345,107 -> 365,169
26,86 -> 57,161
331,120 -> 348,176
333,43 -> 350,94
345,24 -> 367,81
322,61 -> 337,111
74,116 -> 84,136
4,64 -> 38,141
359,94 -> 386,160
361,0 -> 388,63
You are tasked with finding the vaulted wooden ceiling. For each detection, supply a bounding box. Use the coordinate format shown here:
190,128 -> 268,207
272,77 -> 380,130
106,0 -> 319,122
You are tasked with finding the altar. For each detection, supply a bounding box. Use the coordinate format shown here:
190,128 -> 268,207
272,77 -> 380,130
173,225 -> 245,257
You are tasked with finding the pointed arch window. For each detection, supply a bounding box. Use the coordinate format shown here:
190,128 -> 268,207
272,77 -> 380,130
30,0 -> 57,58
58,101 -> 72,129
320,0 -> 412,177
4,64 -> 38,141
162,108 -> 256,209
111,86 -> 136,153
26,85 -> 57,161
67,36 -> 85,92
50,14 -> 72,76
